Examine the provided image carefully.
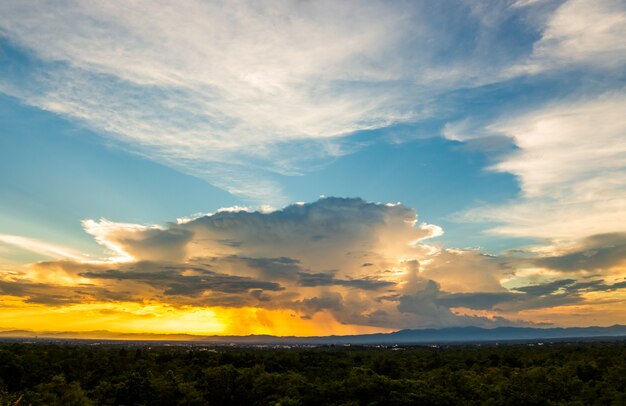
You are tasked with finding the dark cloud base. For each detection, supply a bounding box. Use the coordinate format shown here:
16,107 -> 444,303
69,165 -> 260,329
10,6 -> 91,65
2,198 -> 626,329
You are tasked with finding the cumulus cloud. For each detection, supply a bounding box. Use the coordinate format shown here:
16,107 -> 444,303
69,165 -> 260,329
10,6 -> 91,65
75,198 -> 448,325
3,197 -> 626,329
82,219 -> 193,263
0,198 -> 509,328
1,0 -> 625,331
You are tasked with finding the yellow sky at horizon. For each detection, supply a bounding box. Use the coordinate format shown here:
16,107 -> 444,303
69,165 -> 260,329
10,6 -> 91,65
0,298 -> 393,338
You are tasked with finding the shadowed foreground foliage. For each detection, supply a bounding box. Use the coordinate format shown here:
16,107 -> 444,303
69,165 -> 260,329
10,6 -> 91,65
1,342 -> 626,405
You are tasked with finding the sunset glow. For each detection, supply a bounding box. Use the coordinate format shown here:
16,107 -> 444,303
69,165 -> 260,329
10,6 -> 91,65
1,0 -> 626,339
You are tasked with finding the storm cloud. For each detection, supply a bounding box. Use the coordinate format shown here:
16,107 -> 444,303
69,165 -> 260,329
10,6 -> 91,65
3,197 -> 626,330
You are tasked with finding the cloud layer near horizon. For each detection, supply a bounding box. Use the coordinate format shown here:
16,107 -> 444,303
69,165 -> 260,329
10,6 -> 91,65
2,198 -> 626,333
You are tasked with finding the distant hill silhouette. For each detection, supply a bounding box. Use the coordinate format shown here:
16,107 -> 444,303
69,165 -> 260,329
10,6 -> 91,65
3,325 -> 626,344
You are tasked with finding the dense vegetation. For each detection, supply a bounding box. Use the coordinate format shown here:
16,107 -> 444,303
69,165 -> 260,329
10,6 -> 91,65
1,341 -> 626,405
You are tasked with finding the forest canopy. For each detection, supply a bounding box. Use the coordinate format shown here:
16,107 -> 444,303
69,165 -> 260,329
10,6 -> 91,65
1,342 -> 626,405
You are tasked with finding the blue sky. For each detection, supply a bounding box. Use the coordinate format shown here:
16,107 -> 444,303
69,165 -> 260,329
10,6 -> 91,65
0,89 -> 524,258
0,92 -> 238,261
1,0 -> 626,334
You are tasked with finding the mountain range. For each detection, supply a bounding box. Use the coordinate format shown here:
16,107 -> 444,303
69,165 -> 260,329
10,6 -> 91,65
2,325 -> 626,345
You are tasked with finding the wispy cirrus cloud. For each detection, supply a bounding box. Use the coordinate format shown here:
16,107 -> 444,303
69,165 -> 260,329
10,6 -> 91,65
441,1 -> 626,249
454,92 -> 626,241
517,0 -> 626,73
0,0 -> 553,202
0,0 -> 623,210
0,233 -> 90,261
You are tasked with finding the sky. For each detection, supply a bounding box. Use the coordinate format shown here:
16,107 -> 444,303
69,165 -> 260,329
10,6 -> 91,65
0,0 -> 626,337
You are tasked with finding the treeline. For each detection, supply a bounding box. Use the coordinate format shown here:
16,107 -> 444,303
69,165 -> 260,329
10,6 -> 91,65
1,342 -> 626,405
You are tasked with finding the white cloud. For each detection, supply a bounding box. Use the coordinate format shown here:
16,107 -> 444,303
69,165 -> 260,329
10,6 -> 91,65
82,219 -> 192,263
420,249 -> 510,293
0,2 -> 417,153
461,92 -> 626,240
0,0 -> 541,201
441,0 -> 626,243
17,198 -> 520,329
5,197 -> 626,328
90,197 -> 442,272
513,0 -> 626,73
0,233 -> 89,261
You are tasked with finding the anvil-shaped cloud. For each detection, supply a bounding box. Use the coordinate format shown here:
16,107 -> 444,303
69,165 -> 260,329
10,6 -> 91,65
2,197 -> 626,335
